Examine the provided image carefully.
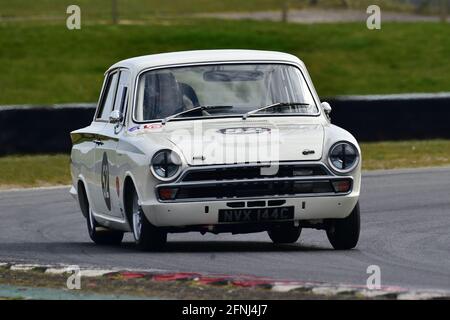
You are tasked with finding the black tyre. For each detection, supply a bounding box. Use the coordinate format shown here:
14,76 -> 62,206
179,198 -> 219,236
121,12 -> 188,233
78,182 -> 123,245
129,186 -> 167,251
79,184 -> 123,246
268,224 -> 302,244
86,208 -> 124,245
326,202 -> 360,250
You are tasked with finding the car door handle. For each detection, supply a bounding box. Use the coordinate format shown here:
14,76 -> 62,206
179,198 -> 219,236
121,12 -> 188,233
93,139 -> 104,146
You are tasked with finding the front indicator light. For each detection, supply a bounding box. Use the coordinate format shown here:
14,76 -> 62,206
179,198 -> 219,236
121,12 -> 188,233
159,188 -> 178,200
331,180 -> 351,193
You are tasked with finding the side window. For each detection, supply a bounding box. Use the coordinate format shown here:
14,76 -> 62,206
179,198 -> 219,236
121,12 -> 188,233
113,70 -> 130,117
96,72 -> 119,121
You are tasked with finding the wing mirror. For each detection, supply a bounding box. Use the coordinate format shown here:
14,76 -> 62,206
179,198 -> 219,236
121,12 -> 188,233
321,102 -> 332,119
109,110 -> 123,124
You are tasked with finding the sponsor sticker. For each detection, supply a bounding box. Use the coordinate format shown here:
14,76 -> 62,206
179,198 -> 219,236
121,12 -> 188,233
143,123 -> 163,131
128,124 -> 163,133
128,125 -> 140,132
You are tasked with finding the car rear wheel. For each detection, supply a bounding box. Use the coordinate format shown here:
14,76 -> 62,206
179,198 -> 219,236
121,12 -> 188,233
86,207 -> 124,245
268,224 -> 302,244
78,182 -> 123,246
326,202 -> 360,250
130,187 -> 167,251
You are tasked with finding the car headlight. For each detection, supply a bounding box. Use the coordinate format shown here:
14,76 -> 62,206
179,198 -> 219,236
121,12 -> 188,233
150,149 -> 182,181
328,142 -> 359,174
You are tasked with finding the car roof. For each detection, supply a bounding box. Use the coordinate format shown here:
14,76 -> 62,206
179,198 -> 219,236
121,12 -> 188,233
107,49 -> 304,73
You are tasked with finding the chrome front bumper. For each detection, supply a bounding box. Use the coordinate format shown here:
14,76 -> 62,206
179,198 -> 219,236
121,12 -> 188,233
141,193 -> 359,227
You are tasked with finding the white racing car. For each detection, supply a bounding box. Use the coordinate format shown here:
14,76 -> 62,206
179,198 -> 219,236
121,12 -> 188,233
70,50 -> 361,251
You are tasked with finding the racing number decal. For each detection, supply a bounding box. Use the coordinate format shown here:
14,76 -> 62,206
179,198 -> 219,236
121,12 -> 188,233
101,152 -> 111,211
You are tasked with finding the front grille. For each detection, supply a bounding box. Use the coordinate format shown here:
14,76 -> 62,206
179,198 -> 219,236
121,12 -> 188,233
156,163 -> 351,202
157,177 -> 352,201
181,164 -> 328,182
173,180 -> 333,200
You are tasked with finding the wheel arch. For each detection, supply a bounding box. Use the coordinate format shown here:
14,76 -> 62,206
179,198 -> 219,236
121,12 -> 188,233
76,176 -> 90,219
122,172 -> 139,226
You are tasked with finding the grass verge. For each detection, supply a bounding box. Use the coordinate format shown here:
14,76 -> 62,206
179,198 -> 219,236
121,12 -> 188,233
0,154 -> 70,189
0,140 -> 449,188
0,0 -> 409,20
361,140 -> 450,170
0,20 -> 449,105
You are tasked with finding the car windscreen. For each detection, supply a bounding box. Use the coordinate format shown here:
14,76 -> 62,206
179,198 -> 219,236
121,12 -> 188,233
134,63 -> 318,122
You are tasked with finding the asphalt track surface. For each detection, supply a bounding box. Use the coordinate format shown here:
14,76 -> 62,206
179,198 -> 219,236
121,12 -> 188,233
0,167 -> 449,291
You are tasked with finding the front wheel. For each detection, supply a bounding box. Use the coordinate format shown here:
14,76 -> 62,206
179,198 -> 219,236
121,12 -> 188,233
129,188 -> 167,251
326,202 -> 360,250
268,224 -> 302,244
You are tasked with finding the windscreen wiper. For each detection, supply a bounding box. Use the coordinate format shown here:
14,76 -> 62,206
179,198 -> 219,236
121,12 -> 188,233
242,102 -> 311,120
162,105 -> 233,125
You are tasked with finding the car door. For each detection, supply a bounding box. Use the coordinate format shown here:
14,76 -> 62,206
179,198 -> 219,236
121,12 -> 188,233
90,70 -> 119,215
94,69 -> 130,218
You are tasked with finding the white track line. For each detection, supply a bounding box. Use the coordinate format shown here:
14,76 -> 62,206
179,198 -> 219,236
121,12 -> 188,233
0,185 -> 71,193
363,166 -> 450,177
